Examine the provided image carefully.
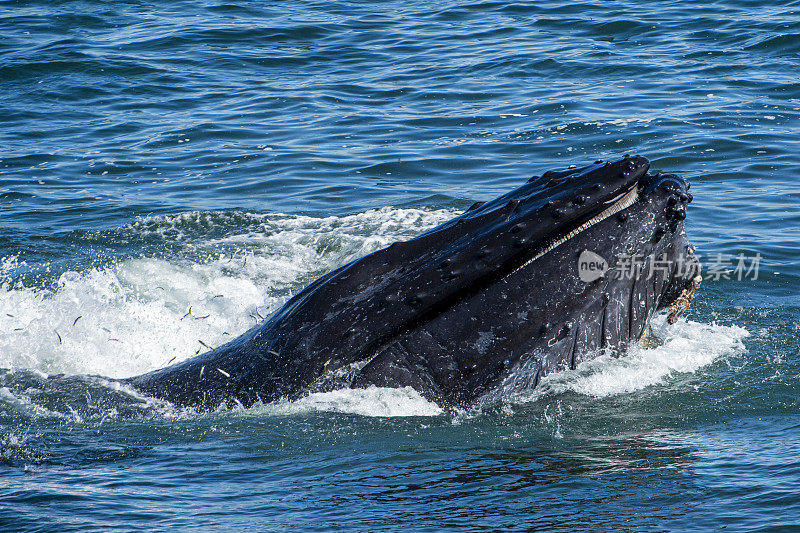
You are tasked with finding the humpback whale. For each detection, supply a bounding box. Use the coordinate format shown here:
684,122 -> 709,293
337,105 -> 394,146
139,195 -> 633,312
127,156 -> 701,409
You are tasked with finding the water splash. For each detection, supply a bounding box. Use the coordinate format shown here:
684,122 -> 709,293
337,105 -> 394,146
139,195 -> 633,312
0,208 -> 455,380
524,315 -> 749,401
262,386 -> 443,418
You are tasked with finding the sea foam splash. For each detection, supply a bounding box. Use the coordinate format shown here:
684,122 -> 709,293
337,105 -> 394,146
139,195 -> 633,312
261,386 -> 443,418
0,207 -> 747,418
523,315 -> 749,401
0,208 -> 455,380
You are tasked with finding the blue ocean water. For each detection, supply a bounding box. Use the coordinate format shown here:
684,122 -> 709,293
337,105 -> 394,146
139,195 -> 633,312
1,0 -> 799,530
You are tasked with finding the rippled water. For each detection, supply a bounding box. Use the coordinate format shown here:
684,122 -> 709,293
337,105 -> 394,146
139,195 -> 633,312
2,0 -> 800,531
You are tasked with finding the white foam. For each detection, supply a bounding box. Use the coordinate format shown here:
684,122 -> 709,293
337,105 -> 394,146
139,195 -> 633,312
522,315 -> 749,401
260,386 -> 443,417
0,208 -> 456,380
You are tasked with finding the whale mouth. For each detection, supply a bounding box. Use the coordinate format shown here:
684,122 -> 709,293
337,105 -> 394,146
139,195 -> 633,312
512,183 -> 640,275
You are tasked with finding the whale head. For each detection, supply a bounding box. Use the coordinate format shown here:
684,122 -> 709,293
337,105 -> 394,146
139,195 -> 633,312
345,155 -> 702,405
128,155 -> 701,410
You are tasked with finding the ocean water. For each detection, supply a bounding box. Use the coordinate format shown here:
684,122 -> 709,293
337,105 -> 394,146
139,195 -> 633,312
1,0 -> 799,530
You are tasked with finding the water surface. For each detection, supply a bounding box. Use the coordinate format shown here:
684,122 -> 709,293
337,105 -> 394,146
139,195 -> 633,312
2,0 -> 799,530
